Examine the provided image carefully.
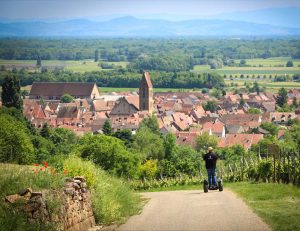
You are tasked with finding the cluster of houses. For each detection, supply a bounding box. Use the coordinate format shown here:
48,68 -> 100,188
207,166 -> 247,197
17,72 -> 300,151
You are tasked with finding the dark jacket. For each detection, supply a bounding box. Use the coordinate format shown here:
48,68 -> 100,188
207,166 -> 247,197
203,152 -> 218,169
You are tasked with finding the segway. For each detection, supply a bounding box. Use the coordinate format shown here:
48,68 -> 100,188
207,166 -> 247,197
204,178 -> 223,193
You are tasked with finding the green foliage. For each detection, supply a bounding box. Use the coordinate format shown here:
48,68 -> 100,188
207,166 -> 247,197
257,160 -> 273,182
49,127 -> 77,155
0,163 -> 64,231
210,88 -> 222,99
140,159 -> 158,180
163,133 -> 176,160
77,134 -> 140,178
276,87 -> 288,107
60,93 -> 74,103
248,108 -> 261,114
63,157 -> 141,224
0,114 -> 35,164
286,60 -> 294,67
40,123 -> 50,138
133,127 -> 164,160
260,122 -> 279,136
113,129 -> 133,147
102,119 -> 112,136
203,100 -> 218,112
196,132 -> 218,152
1,74 -> 22,109
139,115 -> 160,134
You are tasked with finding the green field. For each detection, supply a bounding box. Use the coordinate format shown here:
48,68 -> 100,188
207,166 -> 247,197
193,57 -> 300,77
0,59 -> 129,73
100,87 -> 194,93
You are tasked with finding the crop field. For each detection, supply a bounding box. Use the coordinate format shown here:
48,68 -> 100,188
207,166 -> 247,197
0,60 -> 129,73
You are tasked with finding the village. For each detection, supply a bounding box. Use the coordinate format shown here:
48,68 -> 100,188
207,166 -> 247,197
21,72 -> 300,151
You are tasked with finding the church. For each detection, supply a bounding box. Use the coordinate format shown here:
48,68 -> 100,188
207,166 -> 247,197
109,72 -> 153,116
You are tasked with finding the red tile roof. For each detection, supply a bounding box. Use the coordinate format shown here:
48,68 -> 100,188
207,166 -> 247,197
218,134 -> 263,150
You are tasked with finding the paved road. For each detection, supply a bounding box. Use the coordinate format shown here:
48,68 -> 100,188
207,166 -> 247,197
117,189 -> 271,231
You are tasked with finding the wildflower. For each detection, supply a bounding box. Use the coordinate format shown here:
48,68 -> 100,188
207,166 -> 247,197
34,163 -> 39,166
40,168 -> 43,171
43,162 -> 48,168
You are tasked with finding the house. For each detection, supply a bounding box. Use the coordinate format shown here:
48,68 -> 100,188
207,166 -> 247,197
218,134 -> 264,150
110,96 -> 139,116
29,82 -> 100,100
175,132 -> 200,149
202,121 -> 225,138
270,112 -> 296,124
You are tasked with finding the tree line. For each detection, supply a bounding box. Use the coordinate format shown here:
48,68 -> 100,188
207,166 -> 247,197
0,69 -> 225,89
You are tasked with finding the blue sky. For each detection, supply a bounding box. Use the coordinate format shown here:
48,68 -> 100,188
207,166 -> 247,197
1,0 -> 300,20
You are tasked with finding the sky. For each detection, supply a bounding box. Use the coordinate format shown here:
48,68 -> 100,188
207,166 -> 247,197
0,0 -> 300,21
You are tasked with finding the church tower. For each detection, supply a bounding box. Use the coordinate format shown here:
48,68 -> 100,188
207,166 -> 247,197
139,71 -> 153,114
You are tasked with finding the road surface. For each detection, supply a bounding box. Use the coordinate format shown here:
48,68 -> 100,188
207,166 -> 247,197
117,189 -> 271,231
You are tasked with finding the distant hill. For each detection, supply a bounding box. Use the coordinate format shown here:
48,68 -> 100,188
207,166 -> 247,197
0,16 -> 300,37
214,7 -> 300,28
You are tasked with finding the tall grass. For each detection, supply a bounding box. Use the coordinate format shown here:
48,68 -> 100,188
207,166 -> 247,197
63,156 -> 142,224
0,163 -> 64,231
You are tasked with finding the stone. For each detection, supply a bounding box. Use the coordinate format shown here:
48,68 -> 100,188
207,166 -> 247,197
30,192 -> 43,198
74,176 -> 85,182
65,177 -> 74,183
64,188 -> 75,196
74,180 -> 82,185
80,183 -> 87,188
5,194 -> 25,203
73,183 -> 81,190
18,187 -> 32,196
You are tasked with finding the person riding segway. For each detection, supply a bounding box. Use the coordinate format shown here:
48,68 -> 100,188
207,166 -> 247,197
203,147 -> 223,193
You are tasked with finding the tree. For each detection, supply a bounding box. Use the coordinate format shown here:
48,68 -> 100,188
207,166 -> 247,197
133,127 -> 164,160
248,108 -> 261,114
196,132 -> 218,152
103,119 -> 112,136
239,59 -> 246,66
203,100 -> 218,112
276,87 -> 288,107
78,134 -> 140,178
60,94 -> 74,103
0,114 -> 34,164
36,56 -> 42,67
94,49 -> 99,62
113,129 -> 133,147
164,133 -> 176,160
286,60 -> 294,67
139,115 -> 160,134
253,82 -> 260,95
260,122 -> 279,136
1,74 -> 22,110
40,123 -> 50,138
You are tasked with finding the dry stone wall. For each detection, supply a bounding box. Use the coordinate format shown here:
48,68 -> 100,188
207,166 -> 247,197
5,176 -> 96,231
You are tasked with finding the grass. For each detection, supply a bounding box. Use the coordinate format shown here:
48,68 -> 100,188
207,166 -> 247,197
227,182 -> 300,231
63,156 -> 142,225
0,59 -> 129,73
0,159 -> 142,229
193,57 -> 300,76
100,87 -> 194,93
0,163 -> 65,231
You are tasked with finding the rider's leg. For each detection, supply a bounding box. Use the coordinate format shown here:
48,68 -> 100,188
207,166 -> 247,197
212,168 -> 217,186
207,169 -> 212,187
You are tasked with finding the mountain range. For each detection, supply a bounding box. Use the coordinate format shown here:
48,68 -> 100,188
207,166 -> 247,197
0,7 -> 300,37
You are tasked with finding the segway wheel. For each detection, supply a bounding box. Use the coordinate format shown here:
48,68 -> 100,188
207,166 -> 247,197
218,182 -> 223,192
204,180 -> 208,193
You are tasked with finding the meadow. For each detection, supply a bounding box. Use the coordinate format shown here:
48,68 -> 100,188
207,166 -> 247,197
193,57 -> 300,77
0,60 -> 129,73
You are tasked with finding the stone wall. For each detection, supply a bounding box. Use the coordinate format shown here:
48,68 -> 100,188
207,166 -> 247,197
5,176 -> 96,231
